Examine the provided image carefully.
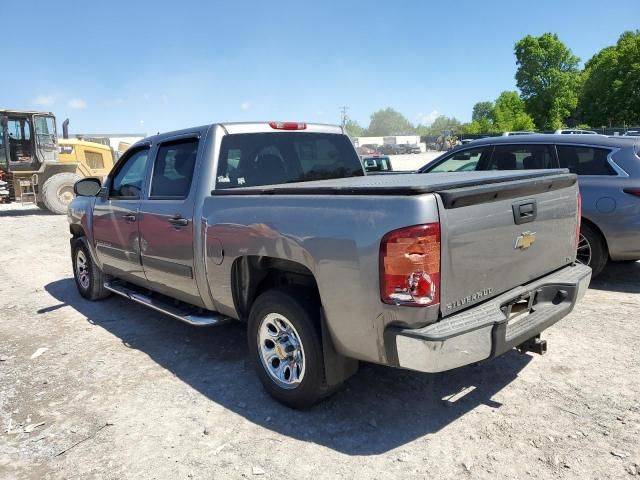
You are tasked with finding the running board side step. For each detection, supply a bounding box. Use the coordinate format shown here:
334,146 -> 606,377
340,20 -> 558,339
104,281 -> 231,327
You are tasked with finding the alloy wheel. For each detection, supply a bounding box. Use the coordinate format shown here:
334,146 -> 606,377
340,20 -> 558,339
257,313 -> 306,389
75,249 -> 90,289
576,233 -> 592,266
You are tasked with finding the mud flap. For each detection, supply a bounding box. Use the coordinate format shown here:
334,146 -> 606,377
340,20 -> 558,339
320,312 -> 359,387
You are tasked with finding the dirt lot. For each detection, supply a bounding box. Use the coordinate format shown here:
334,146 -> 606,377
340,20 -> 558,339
0,204 -> 638,480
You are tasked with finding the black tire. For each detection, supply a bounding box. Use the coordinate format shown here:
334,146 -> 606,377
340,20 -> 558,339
578,222 -> 608,278
248,288 -> 335,409
71,238 -> 111,300
36,201 -> 47,210
42,172 -> 81,214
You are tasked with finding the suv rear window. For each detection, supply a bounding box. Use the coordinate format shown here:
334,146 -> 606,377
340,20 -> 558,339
215,133 -> 363,189
557,145 -> 616,175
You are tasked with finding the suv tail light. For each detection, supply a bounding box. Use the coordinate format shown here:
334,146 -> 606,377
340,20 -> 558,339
575,191 -> 582,250
623,188 -> 640,198
269,121 -> 307,130
380,223 -> 441,306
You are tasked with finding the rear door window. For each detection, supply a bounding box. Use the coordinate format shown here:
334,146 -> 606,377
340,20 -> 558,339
150,138 -> 199,198
215,132 -> 363,189
556,145 -> 615,175
426,146 -> 489,172
485,144 -> 555,170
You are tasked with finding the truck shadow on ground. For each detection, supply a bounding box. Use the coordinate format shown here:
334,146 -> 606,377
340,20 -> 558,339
45,278 -> 533,455
0,205 -> 53,217
590,261 -> 640,294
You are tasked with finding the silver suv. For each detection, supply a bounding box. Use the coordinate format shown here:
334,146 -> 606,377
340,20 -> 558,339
420,134 -> 640,277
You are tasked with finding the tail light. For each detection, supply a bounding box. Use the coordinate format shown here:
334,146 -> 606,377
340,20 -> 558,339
380,223 -> 441,306
623,188 -> 640,198
575,191 -> 582,249
269,121 -> 307,130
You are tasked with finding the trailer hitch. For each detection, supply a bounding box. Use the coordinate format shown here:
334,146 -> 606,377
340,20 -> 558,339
517,334 -> 547,355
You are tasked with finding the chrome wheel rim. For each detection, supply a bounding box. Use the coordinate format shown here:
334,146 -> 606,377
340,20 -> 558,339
576,233 -> 592,266
257,313 -> 305,389
76,250 -> 90,289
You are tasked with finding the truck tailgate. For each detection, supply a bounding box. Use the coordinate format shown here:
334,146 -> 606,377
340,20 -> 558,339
436,173 -> 579,316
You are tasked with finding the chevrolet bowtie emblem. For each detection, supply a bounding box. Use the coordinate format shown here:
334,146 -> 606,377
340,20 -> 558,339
515,231 -> 536,250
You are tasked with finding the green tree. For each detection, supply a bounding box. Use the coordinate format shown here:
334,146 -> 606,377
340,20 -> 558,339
515,33 -> 582,129
579,31 -> 640,126
492,91 -> 536,132
472,101 -> 494,122
344,118 -> 365,137
419,115 -> 461,136
366,108 -> 415,136
461,118 -> 496,134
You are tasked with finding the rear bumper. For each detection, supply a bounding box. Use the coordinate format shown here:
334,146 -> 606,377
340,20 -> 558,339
384,263 -> 591,373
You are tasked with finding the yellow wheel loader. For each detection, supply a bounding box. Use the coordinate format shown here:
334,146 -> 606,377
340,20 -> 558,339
0,110 -> 115,214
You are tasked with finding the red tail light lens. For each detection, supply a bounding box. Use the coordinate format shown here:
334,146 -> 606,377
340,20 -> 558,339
575,191 -> 582,250
269,121 -> 307,130
380,223 -> 441,306
623,188 -> 640,198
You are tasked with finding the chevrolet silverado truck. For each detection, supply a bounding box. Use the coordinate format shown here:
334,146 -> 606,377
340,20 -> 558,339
68,121 -> 591,408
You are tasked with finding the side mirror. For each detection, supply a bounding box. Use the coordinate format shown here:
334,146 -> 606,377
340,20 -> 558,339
74,177 -> 102,197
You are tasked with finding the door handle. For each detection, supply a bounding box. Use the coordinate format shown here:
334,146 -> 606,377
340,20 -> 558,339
168,215 -> 189,227
122,213 -> 137,222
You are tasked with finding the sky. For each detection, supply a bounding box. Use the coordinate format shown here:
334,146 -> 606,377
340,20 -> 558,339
3,0 -> 638,135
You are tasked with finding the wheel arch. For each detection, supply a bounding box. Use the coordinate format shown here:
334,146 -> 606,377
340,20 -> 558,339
233,255 -> 358,388
231,255 -> 320,321
581,216 -> 609,256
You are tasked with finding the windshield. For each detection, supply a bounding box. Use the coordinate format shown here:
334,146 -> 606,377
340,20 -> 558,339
34,115 -> 57,146
216,132 -> 364,189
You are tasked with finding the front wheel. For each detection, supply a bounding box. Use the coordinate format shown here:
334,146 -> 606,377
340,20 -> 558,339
71,238 -> 111,300
248,289 -> 335,409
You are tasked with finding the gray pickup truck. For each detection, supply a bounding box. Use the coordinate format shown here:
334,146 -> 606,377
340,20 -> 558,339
68,122 -> 591,408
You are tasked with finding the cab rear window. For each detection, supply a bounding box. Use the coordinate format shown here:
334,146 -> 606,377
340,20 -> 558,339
215,133 -> 363,189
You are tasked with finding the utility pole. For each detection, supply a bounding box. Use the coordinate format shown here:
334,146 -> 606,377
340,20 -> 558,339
339,106 -> 349,129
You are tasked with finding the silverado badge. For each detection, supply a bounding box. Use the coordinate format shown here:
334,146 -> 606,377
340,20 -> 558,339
515,231 -> 536,250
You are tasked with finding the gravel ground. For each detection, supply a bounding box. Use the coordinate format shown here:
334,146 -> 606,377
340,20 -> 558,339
0,203 -> 639,480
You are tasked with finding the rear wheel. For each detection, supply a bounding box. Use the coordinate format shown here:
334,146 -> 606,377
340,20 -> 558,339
71,238 -> 111,300
577,222 -> 607,278
248,289 -> 335,409
42,172 -> 81,214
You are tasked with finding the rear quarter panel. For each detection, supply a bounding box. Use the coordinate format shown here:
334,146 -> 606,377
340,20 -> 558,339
581,148 -> 640,260
202,194 -> 439,364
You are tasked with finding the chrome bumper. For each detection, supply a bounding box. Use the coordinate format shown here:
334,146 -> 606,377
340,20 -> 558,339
384,263 -> 592,373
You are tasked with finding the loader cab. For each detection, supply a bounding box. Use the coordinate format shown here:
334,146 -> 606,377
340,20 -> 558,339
0,110 -> 58,173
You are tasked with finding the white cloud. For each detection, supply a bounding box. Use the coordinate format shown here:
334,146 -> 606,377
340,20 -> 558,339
240,101 -> 251,111
417,110 -> 439,126
68,98 -> 87,109
139,120 -> 145,126
316,110 -> 324,116
32,95 -> 55,107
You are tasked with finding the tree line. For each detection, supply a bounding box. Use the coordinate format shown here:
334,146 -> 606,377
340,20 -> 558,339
345,30 -> 640,137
